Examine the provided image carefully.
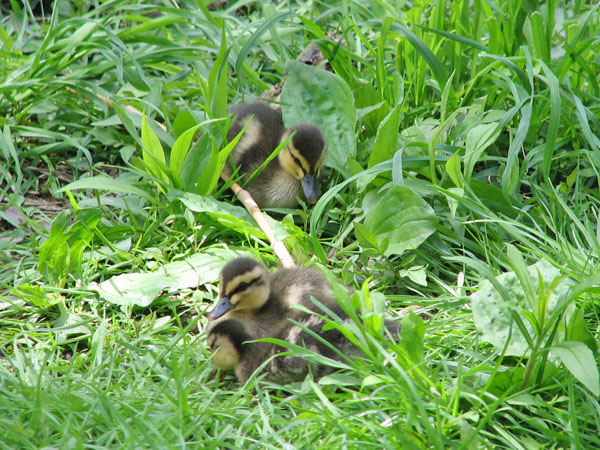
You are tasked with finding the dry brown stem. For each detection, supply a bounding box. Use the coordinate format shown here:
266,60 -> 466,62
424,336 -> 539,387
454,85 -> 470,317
220,173 -> 295,268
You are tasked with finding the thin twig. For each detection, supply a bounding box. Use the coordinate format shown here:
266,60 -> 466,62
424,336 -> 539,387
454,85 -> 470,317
220,173 -> 295,268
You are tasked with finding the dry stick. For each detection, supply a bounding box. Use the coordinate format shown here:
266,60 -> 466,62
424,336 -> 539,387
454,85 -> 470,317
88,91 -> 296,267
220,172 -> 295,268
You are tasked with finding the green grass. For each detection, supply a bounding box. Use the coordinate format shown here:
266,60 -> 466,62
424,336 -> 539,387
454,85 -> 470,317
1,0 -> 600,448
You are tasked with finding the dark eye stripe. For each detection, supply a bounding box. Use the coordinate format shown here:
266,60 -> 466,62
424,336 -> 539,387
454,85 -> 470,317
229,276 -> 261,296
291,154 -> 306,177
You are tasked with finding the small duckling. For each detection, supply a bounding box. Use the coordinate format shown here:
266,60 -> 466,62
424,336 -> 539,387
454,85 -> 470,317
225,101 -> 326,208
207,314 -> 351,383
207,319 -> 273,381
206,257 -> 372,383
207,257 -> 336,337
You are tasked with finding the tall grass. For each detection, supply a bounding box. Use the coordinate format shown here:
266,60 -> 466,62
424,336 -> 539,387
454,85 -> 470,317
1,0 -> 599,448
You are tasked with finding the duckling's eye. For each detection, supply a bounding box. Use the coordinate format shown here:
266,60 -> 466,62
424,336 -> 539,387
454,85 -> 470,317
229,276 -> 261,296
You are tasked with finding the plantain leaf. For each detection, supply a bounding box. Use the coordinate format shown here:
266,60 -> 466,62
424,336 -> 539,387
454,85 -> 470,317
88,249 -> 252,307
362,185 -> 437,256
550,341 -> 599,397
173,191 -> 291,241
281,60 -> 356,177
399,312 -> 425,365
445,150 -> 464,188
463,123 -> 500,183
368,104 -> 401,168
11,284 -> 63,307
57,175 -> 155,202
471,260 -> 574,356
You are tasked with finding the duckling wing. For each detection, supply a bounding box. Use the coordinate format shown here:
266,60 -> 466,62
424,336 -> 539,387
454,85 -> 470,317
269,267 -> 339,318
228,101 -> 285,172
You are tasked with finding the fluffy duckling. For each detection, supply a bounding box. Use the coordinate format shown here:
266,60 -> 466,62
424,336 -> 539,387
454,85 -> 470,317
207,257 -> 336,336
207,313 -> 352,383
206,257 -> 351,382
225,101 -> 326,208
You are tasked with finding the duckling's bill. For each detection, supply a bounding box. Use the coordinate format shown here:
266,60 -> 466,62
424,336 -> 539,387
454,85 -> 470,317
301,173 -> 321,204
208,296 -> 234,320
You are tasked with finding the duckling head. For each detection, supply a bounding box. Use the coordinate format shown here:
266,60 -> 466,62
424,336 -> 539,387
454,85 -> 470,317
208,258 -> 270,320
207,320 -> 246,371
279,124 -> 326,204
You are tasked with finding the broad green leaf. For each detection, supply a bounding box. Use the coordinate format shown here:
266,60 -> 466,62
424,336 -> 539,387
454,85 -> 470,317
469,179 -> 519,218
359,280 -> 385,334
88,249 -> 252,307
11,284 -> 63,307
445,150 -> 464,188
181,133 -> 212,192
362,185 -> 437,257
502,100 -> 531,199
399,265 -> 428,286
175,191 -> 274,240
57,175 -> 155,202
471,260 -> 574,356
308,381 -> 339,417
172,110 -> 197,138
550,341 -> 600,397
354,222 -> 382,252
318,373 -> 362,386
195,119 -> 248,196
567,308 -> 598,354
399,312 -> 425,365
0,26 -> 14,51
208,27 -> 230,119
506,244 -> 536,312
38,210 -> 71,285
362,374 -> 391,388
52,303 -> 92,344
368,104 -> 401,167
538,61 -> 561,180
463,123 -> 500,183
66,22 -> 97,48
391,148 -> 404,185
281,60 -> 356,177
170,124 -> 200,181
89,272 -> 175,307
38,208 -> 102,285
353,79 -> 389,136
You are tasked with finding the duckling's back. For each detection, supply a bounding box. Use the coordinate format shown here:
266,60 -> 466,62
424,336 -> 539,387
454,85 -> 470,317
227,101 -> 285,173
269,266 -> 339,318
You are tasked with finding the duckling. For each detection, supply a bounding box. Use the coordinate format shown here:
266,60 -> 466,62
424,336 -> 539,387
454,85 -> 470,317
207,313 -> 352,383
225,101 -> 326,208
207,319 -> 274,381
206,257 -> 384,383
207,257 -> 336,337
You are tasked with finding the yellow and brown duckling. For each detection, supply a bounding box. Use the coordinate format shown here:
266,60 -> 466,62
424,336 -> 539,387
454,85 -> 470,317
206,257 -> 354,382
206,257 -> 336,340
225,101 -> 326,208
